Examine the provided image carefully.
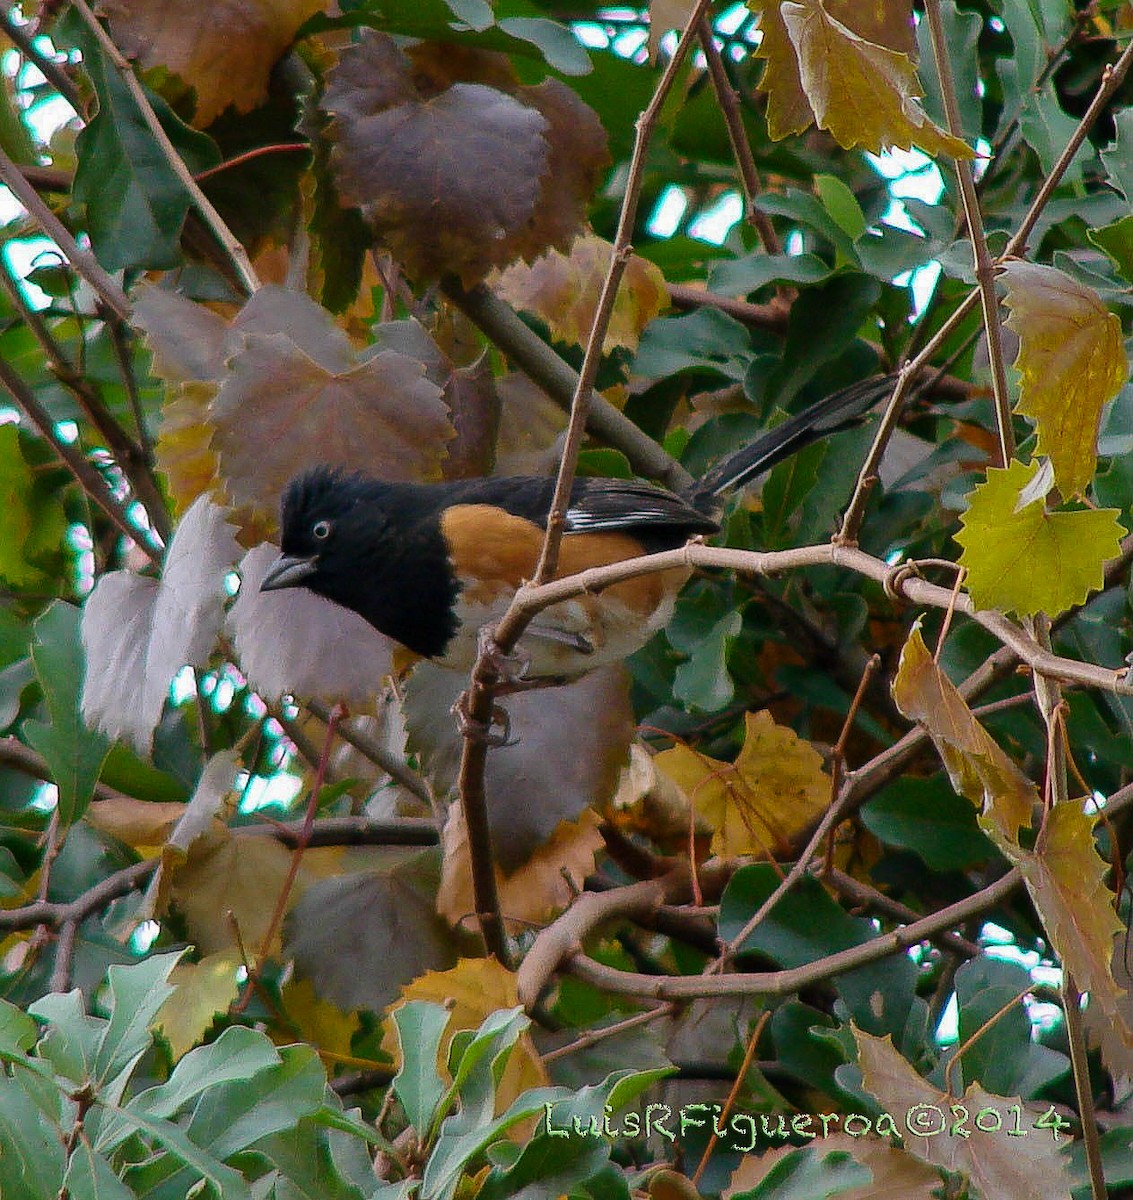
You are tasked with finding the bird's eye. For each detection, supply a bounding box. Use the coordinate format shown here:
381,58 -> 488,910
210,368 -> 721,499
312,519 -> 332,540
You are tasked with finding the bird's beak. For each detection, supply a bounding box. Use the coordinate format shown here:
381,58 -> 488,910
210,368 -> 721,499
260,554 -> 317,591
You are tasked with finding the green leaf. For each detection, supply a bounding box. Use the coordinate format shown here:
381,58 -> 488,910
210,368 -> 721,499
69,14 -> 220,270
728,1146 -> 869,1200
100,1103 -> 254,1200
670,604 -> 741,712
392,1001 -> 450,1137
815,174 -> 866,241
28,990 -> 106,1086
0,424 -> 68,590
23,602 -> 110,826
0,1073 -> 67,1200
130,1026 -> 282,1122
0,999 -> 38,1055
1101,107 -> 1133,201
859,776 -> 996,871
1088,214 -> 1133,283
62,1141 -> 134,1200
95,951 -> 183,1086
477,1133 -> 610,1200
719,864 -> 919,1039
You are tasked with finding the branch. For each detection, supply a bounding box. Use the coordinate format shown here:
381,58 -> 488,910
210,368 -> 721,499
506,543 -> 1133,696
565,869 -> 1024,1000
0,249 -> 172,540
442,279 -> 693,493
451,0 -> 715,965
0,859 -> 156,931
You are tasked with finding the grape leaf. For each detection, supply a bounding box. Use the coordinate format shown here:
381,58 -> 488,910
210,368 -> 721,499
104,0 -> 326,127
752,0 -> 970,158
493,234 -> 668,353
854,1028 -> 1074,1200
891,624 -> 1036,850
80,497 -> 240,754
653,710 -> 829,859
229,544 -> 395,705
955,458 -> 1125,617
1001,260 -> 1128,495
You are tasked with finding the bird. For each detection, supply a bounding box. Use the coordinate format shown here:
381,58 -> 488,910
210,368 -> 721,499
260,375 -> 894,678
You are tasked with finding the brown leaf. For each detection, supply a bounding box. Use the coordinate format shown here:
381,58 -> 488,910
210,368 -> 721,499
403,663 -> 634,872
104,0 -> 327,127
891,625 -> 1037,849
654,711 -> 830,859
284,849 -> 459,1012
507,80 -> 610,267
752,0 -> 969,157
494,234 -> 669,354
229,544 -> 396,705
134,284 -> 236,382
85,796 -> 188,852
324,34 -> 607,283
854,1028 -> 1074,1200
326,35 -> 549,283
211,332 -> 451,521
492,372 -> 567,477
437,805 -> 603,931
1015,799 -> 1133,1063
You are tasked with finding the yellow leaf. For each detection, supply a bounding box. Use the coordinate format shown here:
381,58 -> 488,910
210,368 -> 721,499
282,976 -> 360,1059
891,625 -> 1036,849
1013,799 -> 1133,1059
156,950 -> 241,1061
388,959 -> 548,1113
437,806 -> 604,930
955,458 -> 1125,617
493,234 -> 669,354
85,796 -> 188,855
1001,260 -> 1128,495
750,0 -> 971,158
654,711 -> 829,859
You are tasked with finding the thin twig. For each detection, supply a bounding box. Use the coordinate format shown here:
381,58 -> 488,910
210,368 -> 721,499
307,698 -> 433,807
0,858 -> 157,931
0,351 -> 161,560
69,0 -> 261,297
0,8 -> 84,114
925,0 -> 1013,467
0,246 -> 171,539
0,148 -> 130,319
441,280 -> 692,493
695,16 -> 780,257
1063,972 -> 1106,1200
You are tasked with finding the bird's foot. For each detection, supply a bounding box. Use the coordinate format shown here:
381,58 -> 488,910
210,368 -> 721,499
451,692 -> 517,747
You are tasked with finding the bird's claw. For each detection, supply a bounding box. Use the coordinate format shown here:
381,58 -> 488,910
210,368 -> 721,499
452,692 -> 517,747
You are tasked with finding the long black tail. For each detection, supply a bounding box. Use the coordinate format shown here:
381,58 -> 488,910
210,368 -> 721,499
684,374 -> 897,510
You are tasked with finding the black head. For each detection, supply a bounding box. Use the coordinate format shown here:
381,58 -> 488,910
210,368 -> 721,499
261,466 -> 460,658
